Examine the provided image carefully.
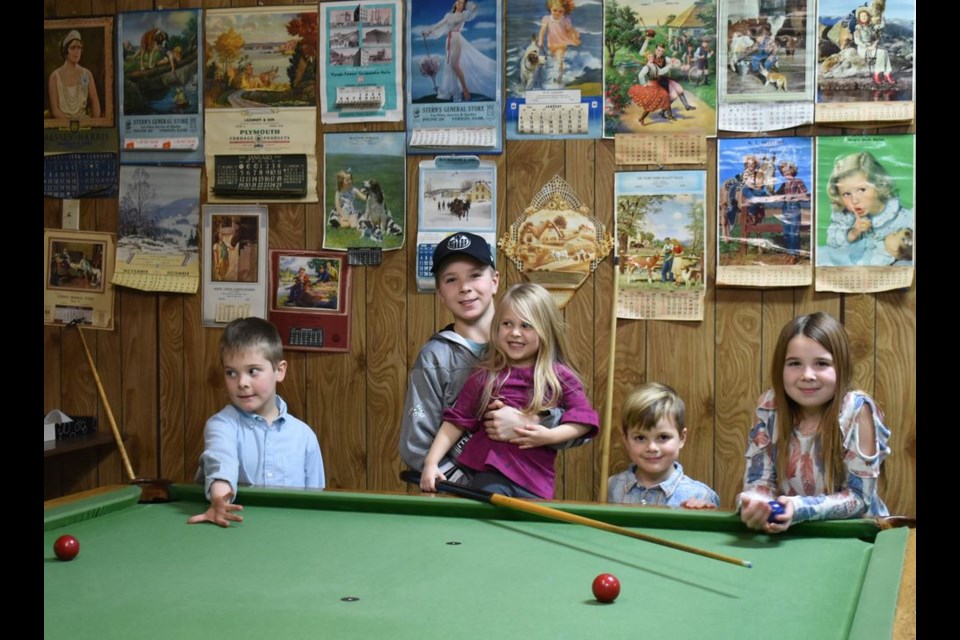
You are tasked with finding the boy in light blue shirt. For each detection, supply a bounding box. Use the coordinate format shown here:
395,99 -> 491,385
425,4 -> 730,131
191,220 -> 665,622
607,382 -> 718,509
189,317 -> 324,527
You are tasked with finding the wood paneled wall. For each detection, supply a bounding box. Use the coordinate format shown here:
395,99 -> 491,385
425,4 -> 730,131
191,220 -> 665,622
44,0 -> 916,518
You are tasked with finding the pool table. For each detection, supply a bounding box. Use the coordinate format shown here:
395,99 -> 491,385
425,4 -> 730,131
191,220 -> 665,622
44,484 -> 912,639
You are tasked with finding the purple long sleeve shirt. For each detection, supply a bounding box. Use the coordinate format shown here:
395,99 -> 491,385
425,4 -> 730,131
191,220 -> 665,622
443,365 -> 599,498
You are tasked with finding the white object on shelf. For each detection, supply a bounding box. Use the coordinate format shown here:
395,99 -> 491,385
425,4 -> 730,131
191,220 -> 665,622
44,409 -> 73,443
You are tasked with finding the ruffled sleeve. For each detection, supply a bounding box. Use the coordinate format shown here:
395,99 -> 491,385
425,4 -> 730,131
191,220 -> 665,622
739,389 -> 779,505
789,391 -> 891,523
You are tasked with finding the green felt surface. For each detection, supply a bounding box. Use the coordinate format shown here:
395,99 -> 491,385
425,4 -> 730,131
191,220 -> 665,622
44,485 -> 906,640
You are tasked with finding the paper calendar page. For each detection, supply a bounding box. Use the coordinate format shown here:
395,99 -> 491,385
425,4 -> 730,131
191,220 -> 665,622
815,0 -> 915,125
715,136 -> 814,288
719,102 -> 814,133
614,134 -> 707,166
204,111 -> 318,203
318,0 -> 403,123
717,0 -> 816,118
203,7 -> 319,202
616,289 -> 705,321
517,102 -> 590,136
614,170 -> 707,321
603,0 -> 717,138
113,166 -> 202,293
415,156 -> 497,292
813,134 -> 914,294
45,229 -> 116,330
504,1 -> 603,140
44,16 -> 118,154
405,0 -> 503,154
117,9 -> 204,165
815,266 -> 914,293
322,132 -> 407,252
201,205 -> 268,327
408,127 -> 497,149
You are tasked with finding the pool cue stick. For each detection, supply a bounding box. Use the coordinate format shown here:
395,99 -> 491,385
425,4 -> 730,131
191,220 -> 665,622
70,320 -> 136,481
400,471 -> 752,569
598,255 -> 619,503
68,321 -> 172,502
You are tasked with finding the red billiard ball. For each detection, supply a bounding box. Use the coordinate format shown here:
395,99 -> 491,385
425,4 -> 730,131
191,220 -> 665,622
54,535 -> 80,561
592,573 -> 620,603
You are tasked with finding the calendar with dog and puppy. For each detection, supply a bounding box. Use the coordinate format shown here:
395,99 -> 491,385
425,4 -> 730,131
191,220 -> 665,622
322,132 -> 406,253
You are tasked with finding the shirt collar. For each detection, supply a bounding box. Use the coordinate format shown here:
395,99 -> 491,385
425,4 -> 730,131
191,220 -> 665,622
870,197 -> 902,229
235,395 -> 288,426
626,461 -> 684,497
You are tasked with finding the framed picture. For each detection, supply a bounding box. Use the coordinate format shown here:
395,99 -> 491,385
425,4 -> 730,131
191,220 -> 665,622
268,250 -> 353,353
201,205 -> 268,326
44,229 -> 116,330
44,17 -> 115,129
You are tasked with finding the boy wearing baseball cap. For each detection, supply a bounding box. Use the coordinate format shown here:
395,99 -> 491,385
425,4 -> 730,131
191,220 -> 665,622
399,233 -> 578,483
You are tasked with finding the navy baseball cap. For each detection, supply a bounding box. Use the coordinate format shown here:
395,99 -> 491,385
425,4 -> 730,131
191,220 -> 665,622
431,233 -> 495,273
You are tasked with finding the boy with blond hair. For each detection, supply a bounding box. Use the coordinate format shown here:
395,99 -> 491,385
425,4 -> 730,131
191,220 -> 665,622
607,382 -> 718,508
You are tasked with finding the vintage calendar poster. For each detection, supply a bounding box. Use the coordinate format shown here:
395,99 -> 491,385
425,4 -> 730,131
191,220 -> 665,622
815,134 -> 914,293
815,0 -> 915,123
202,205 -> 269,326
717,0 -> 816,132
614,170 -> 706,321
504,0 -> 604,140
603,0 -> 717,165
117,9 -> 204,165
113,166 -> 201,293
415,156 -> 497,292
318,1 -> 403,123
45,229 -> 116,330
44,17 -> 118,154
716,136 -> 813,287
268,250 -> 353,353
204,6 -> 318,202
406,0 -> 503,153
322,132 -> 406,252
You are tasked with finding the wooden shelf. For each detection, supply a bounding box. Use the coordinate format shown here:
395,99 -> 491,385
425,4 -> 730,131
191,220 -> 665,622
44,432 -> 118,459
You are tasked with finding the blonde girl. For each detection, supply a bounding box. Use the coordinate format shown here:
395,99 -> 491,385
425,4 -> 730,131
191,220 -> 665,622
537,0 -> 581,84
421,283 -> 598,499
824,151 -> 913,266
739,312 -> 891,533
329,169 -> 366,230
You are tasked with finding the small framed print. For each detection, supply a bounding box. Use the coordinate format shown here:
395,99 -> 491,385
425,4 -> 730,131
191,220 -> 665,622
201,205 -> 268,327
44,229 -> 116,330
44,17 -> 115,129
268,250 -> 353,353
